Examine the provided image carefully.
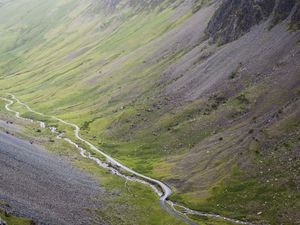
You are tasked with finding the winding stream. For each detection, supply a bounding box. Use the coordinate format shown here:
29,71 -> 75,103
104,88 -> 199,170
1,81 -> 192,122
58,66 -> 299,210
0,94 -> 255,225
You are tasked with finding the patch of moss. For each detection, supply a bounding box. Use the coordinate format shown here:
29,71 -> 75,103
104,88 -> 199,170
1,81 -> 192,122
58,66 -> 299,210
0,210 -> 33,225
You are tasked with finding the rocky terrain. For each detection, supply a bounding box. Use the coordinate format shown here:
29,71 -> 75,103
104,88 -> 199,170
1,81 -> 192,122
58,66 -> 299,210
0,129 -> 104,225
205,0 -> 300,45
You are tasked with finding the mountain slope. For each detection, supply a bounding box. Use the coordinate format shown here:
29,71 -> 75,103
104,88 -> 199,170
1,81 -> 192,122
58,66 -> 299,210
0,0 -> 299,224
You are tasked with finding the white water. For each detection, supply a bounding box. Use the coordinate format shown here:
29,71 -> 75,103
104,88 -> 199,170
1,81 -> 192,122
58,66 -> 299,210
1,95 -> 255,225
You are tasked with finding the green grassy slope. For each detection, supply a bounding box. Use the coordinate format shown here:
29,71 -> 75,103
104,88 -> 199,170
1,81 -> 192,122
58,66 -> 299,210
0,209 -> 33,225
0,0 -> 299,224
0,101 -> 188,225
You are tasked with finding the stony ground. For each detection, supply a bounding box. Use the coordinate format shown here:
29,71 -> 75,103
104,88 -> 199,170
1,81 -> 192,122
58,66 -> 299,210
0,129 -> 105,225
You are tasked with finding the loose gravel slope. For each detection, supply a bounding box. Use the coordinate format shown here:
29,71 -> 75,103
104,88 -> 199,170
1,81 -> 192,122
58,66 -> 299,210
0,130 -> 105,225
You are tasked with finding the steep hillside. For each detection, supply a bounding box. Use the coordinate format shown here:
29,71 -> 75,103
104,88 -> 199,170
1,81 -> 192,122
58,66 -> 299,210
0,0 -> 299,224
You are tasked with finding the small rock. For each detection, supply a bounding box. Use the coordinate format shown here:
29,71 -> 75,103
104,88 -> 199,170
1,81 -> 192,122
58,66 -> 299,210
0,218 -> 7,225
146,108 -> 153,112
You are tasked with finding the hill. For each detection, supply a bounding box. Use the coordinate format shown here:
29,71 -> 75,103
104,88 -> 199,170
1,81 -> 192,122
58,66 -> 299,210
0,0 -> 299,224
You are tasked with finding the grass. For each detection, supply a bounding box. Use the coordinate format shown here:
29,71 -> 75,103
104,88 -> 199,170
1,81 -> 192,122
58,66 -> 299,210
188,214 -> 240,225
3,68 -> 299,224
0,100 -> 186,225
0,211 -> 33,225
9,97 -> 255,225
170,119 -> 300,225
0,0 -> 299,224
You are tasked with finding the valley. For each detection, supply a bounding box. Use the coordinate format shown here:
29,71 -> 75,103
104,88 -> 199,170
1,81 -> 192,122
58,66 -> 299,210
0,0 -> 299,224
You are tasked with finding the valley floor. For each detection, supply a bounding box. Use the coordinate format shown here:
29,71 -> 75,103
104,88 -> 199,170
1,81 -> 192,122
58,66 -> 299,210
0,101 -> 189,225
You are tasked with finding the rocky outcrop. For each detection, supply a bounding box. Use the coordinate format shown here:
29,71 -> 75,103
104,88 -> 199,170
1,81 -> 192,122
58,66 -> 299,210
205,0 -> 299,45
271,0 -> 297,27
205,0 -> 275,45
289,3 -> 300,30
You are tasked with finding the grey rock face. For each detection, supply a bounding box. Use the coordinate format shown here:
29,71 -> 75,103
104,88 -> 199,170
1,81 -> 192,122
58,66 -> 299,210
205,0 -> 299,45
271,0 -> 296,27
290,3 -> 300,30
205,0 -> 276,45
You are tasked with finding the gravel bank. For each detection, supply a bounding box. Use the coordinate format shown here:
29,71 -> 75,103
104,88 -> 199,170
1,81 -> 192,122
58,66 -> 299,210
0,130 -> 105,225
